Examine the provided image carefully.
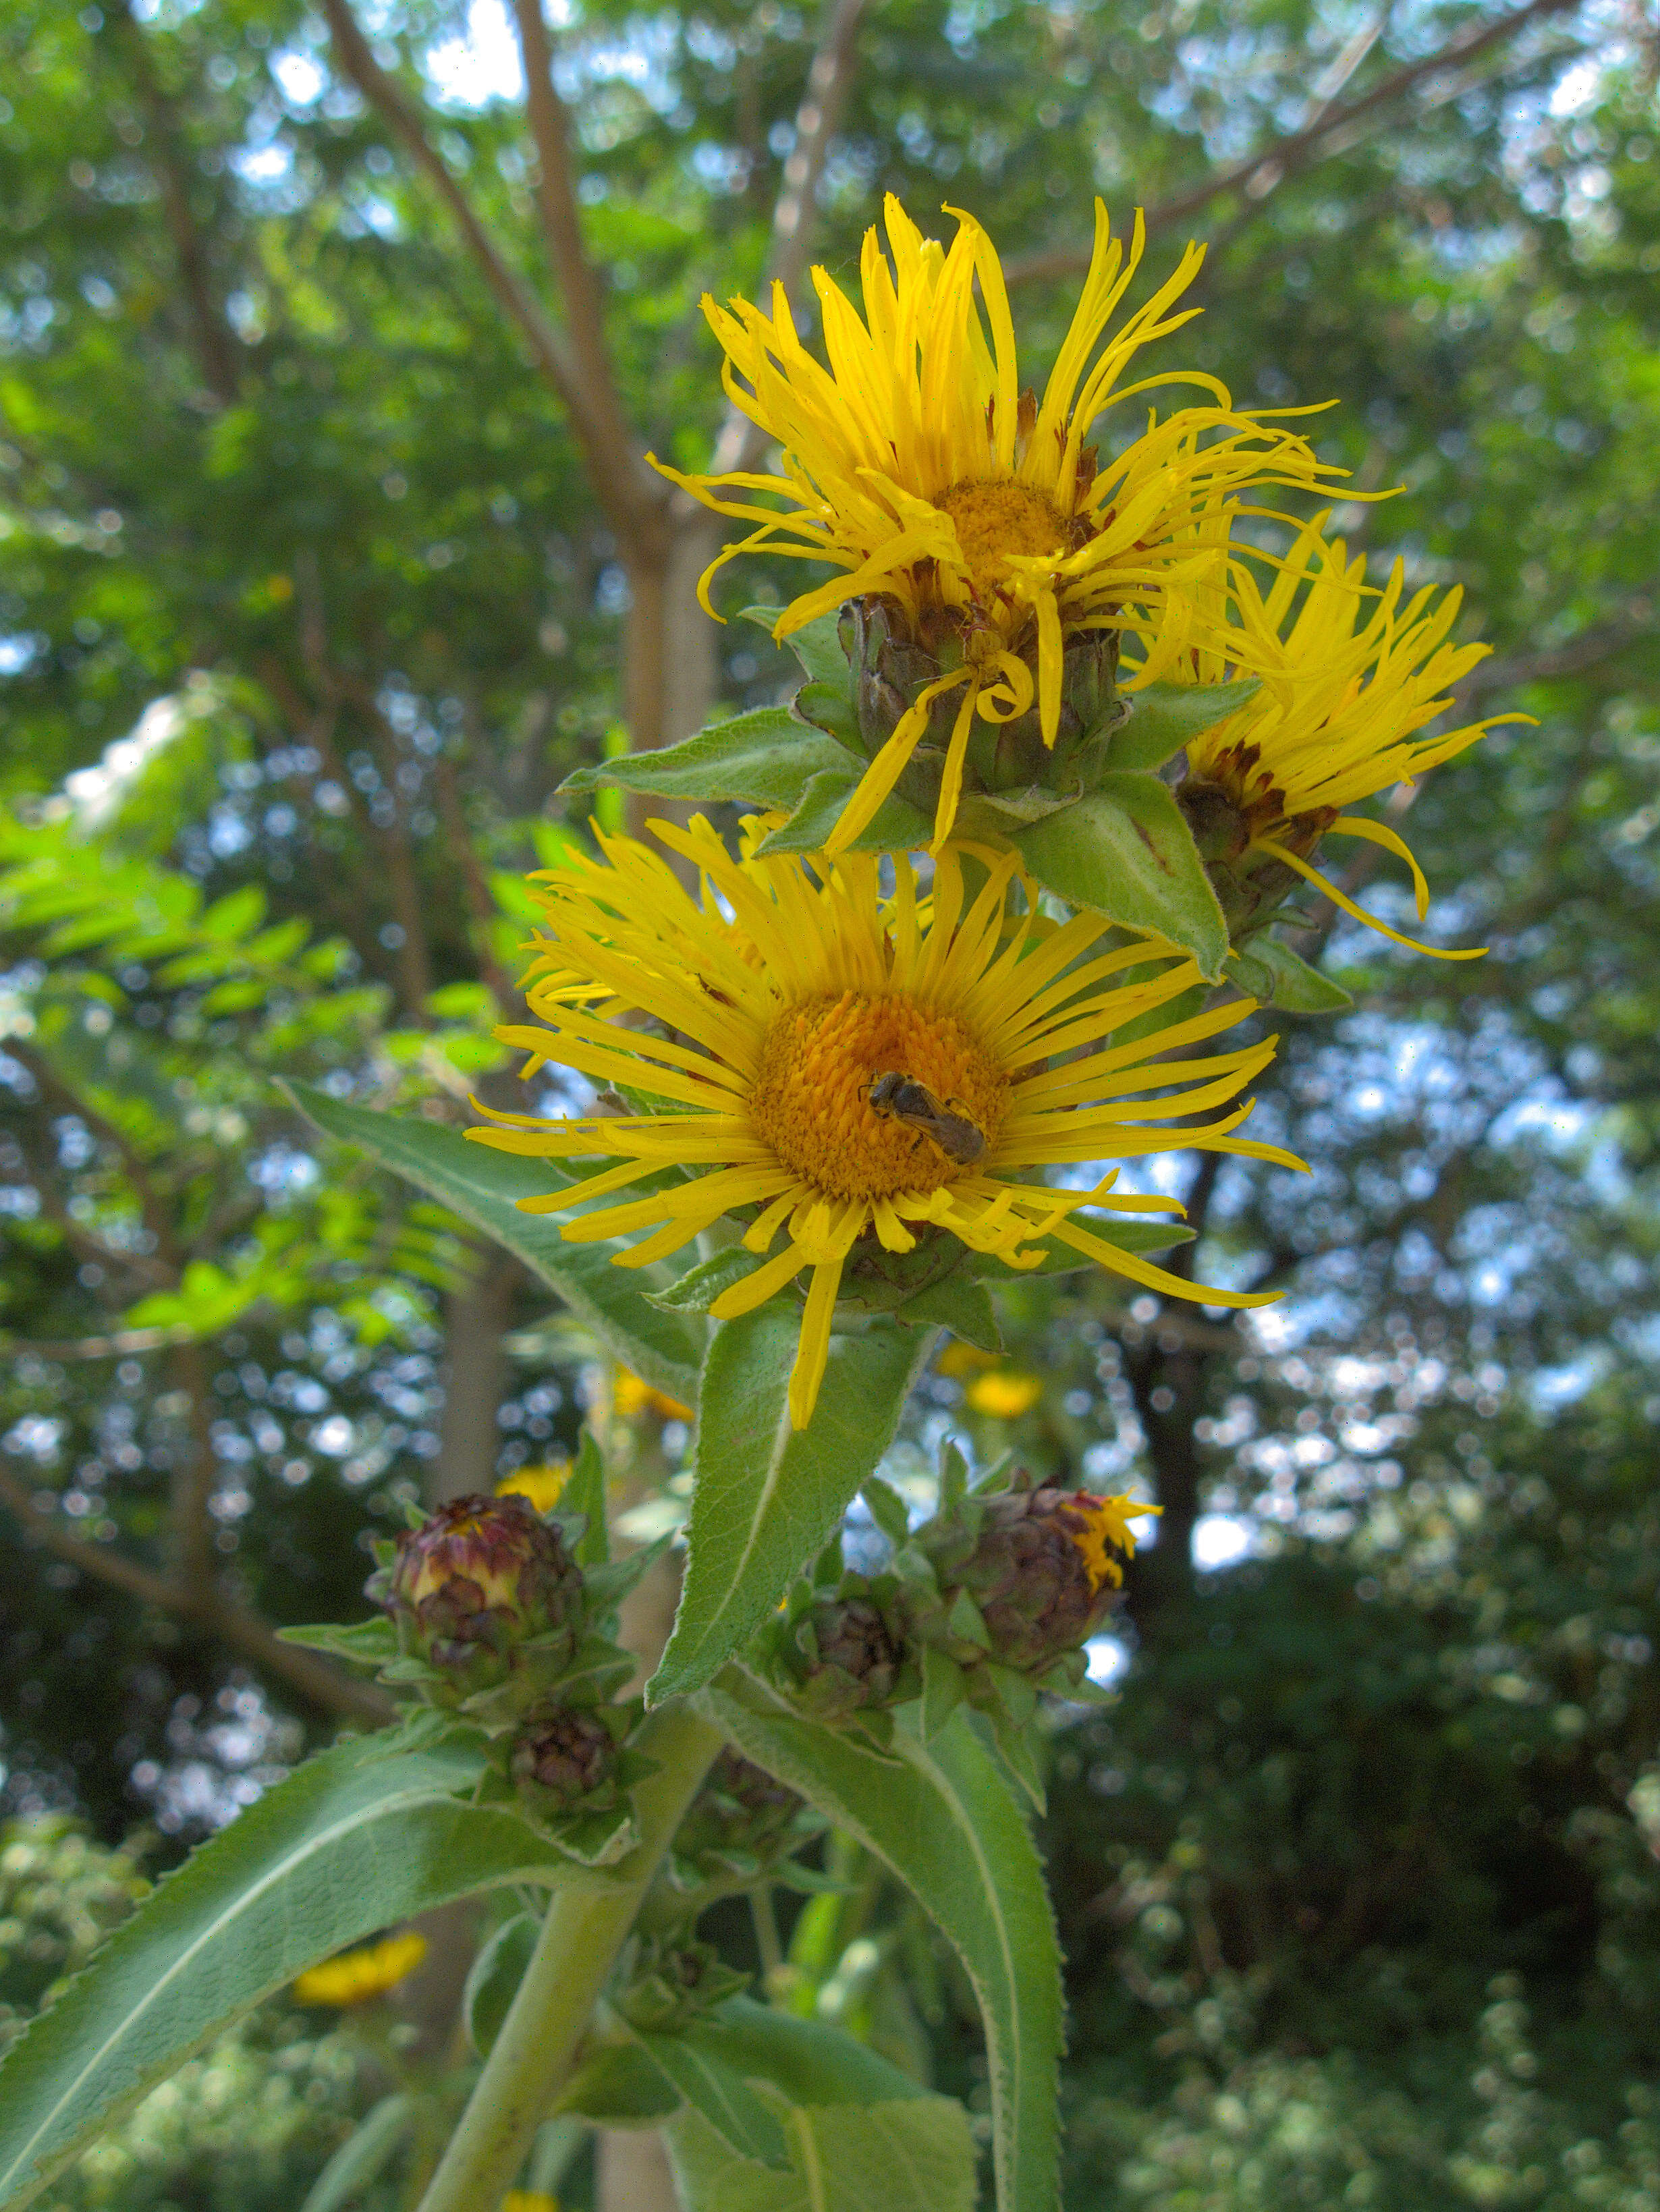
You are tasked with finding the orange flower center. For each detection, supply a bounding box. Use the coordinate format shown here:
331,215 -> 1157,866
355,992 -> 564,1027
750,989 -> 1007,1201
935,478 -> 1067,609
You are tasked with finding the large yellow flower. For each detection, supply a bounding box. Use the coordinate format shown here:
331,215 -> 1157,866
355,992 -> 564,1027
1180,516 -> 1524,956
470,817 -> 1304,1429
653,197 -> 1342,854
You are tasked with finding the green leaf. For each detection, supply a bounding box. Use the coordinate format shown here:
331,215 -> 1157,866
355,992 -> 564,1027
297,2094 -> 415,2212
753,771 -> 932,858
1105,677 -> 1261,774
668,2093 -> 977,2212
279,1082 -> 703,1406
559,708 -> 851,808
1227,934 -> 1354,1013
648,1309 -> 931,1706
919,1647 -> 967,1744
463,1909 -> 541,2059
277,1613 -> 397,1668
739,605 -> 848,690
0,1735 -> 589,2209
1014,776 -> 1230,980
630,2023 -> 791,2168
555,2038 -> 682,2124
565,1427 -> 610,1568
692,1997 -> 935,2107
648,1246 -> 770,1315
698,1681 -> 1063,2212
960,1217 -> 1195,1279
895,1272 -> 1003,1351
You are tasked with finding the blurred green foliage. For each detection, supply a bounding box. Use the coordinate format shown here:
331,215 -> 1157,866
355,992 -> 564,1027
1,0 -> 1658,2201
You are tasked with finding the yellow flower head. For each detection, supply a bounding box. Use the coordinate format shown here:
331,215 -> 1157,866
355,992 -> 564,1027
613,1368 -> 695,1423
1182,516 -> 1526,957
964,1367 -> 1045,1420
1069,1493 -> 1160,1592
472,816 -> 1304,1431
653,196 -> 1342,853
497,1462 -> 572,1513
292,1930 -> 428,2008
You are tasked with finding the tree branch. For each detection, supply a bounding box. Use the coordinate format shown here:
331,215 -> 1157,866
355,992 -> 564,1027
0,1323 -> 199,1362
101,0 -> 240,404
705,0 -> 870,480
1005,0 -> 1585,287
318,0 -> 663,551
8,1038 -> 182,1272
0,1463 -> 391,1725
509,0 -> 646,522
432,753 -> 516,1007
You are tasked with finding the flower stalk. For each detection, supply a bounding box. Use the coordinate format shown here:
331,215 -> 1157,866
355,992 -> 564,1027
413,1706 -> 722,2212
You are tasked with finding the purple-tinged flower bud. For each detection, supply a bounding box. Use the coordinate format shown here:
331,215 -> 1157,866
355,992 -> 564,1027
370,1493 -> 584,1688
511,1703 -> 619,1813
915,1483 -> 1149,1676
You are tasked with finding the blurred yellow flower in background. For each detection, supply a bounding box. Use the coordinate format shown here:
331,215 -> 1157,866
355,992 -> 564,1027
965,1368 -> 1045,1420
936,1340 -> 999,1379
292,1931 -> 427,2008
613,1368 -> 695,1423
497,1462 -> 572,1512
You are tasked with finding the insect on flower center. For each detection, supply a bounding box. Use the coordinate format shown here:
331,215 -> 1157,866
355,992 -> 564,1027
935,478 -> 1068,609
751,989 -> 1007,1202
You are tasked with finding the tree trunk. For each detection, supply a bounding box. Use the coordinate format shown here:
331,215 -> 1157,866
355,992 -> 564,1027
599,2126 -> 681,2212
431,1252 -> 519,1505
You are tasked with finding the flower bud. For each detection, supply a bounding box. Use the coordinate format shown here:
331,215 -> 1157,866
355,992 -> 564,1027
837,596 -> 1122,819
369,1493 -> 584,1690
669,1750 -> 819,1889
617,1937 -> 750,2033
914,1482 -> 1144,1677
511,1703 -> 620,1813
773,1589 -> 910,1720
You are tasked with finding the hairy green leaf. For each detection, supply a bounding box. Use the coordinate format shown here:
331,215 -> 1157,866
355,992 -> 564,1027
281,1082 -> 703,1403
1106,677 -> 1261,774
698,1680 -> 1063,2212
648,1309 -> 931,1705
1228,934 -> 1354,1012
0,1736 -> 588,2209
559,708 -> 850,808
753,771 -> 933,858
1014,776 -> 1230,979
631,2024 -> 791,2168
667,2094 -> 977,2212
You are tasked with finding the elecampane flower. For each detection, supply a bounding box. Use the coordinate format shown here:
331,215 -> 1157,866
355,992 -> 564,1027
1182,516 -> 1526,956
652,196 -> 1344,854
292,1931 -> 428,2008
471,817 -> 1304,1429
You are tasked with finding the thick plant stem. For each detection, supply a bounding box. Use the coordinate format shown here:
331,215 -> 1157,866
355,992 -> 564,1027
414,1707 -> 722,2212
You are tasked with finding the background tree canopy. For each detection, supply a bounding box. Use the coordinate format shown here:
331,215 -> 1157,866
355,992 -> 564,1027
1,0 -> 1658,2203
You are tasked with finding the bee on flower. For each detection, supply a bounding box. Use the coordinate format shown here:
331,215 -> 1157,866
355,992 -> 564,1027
470,814 -> 1305,1431
653,195 -> 1346,854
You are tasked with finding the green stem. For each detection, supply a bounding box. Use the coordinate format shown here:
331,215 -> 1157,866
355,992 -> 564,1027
414,1707 -> 721,2212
